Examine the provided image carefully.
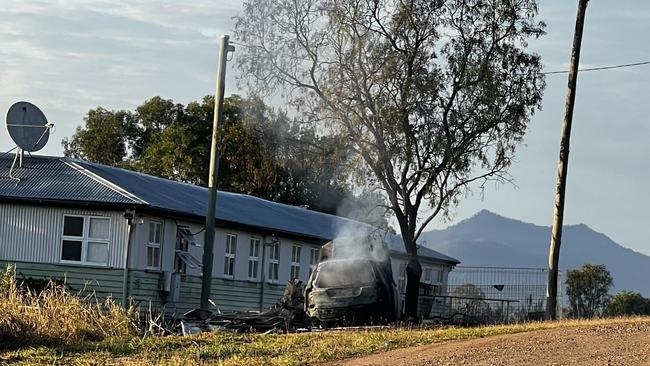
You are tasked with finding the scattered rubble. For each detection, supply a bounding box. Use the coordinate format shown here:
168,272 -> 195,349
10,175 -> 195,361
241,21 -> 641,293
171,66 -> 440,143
182,279 -> 308,334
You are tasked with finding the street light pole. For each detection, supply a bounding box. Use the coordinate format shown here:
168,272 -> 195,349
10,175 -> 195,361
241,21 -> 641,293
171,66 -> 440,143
201,35 -> 235,310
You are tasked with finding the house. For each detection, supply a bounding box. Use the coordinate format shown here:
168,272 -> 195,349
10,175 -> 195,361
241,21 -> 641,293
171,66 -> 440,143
0,155 -> 460,316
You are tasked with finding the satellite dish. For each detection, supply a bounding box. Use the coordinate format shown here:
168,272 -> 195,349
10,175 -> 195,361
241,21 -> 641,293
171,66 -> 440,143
6,101 -> 50,152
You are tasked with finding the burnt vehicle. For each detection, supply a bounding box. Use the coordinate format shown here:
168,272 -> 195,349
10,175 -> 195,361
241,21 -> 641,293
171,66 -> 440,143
304,239 -> 399,325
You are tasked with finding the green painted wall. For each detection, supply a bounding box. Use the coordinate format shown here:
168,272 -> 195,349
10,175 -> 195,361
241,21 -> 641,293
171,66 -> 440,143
128,271 -> 285,316
1,260 -> 287,317
1,260 -> 125,302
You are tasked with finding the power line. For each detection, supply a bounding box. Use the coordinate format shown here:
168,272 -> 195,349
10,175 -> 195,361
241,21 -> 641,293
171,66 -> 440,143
231,38 -> 650,76
542,61 -> 650,75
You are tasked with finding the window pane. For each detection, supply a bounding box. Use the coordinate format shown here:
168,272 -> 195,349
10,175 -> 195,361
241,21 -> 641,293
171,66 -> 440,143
89,218 -> 109,239
149,223 -> 155,243
61,240 -> 82,261
155,224 -> 161,243
249,260 -> 258,278
63,217 -> 84,237
147,246 -> 161,268
87,242 -> 108,263
149,223 -> 162,244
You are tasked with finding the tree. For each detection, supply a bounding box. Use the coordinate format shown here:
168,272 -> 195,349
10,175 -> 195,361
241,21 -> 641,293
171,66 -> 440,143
235,0 -> 545,318
62,95 -> 362,217
565,263 -> 613,319
606,291 -> 650,317
62,108 -> 131,166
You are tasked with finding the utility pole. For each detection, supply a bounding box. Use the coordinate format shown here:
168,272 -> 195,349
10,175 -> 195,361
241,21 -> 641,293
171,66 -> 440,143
201,35 -> 235,310
546,0 -> 590,320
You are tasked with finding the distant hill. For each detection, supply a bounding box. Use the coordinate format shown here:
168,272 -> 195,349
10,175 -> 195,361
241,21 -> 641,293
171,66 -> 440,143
421,210 -> 650,296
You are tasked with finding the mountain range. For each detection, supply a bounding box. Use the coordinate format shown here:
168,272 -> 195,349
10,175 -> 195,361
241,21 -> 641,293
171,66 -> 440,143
421,210 -> 650,296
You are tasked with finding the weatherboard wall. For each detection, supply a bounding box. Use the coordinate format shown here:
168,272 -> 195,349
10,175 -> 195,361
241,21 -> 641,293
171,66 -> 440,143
0,203 -> 129,268
132,213 -> 324,284
0,260 -> 125,301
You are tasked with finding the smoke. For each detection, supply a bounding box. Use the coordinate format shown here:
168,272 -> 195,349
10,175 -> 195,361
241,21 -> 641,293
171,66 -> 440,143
309,196 -> 392,287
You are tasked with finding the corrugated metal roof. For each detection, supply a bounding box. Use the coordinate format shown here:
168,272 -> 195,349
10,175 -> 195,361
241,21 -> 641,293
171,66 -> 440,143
0,154 -> 459,264
0,156 -> 139,205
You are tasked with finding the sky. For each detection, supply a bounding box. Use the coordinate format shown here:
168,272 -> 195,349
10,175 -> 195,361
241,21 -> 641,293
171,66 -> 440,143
1,1 -> 649,255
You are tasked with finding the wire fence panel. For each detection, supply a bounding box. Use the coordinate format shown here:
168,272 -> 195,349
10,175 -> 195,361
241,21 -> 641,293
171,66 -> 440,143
419,266 -> 563,324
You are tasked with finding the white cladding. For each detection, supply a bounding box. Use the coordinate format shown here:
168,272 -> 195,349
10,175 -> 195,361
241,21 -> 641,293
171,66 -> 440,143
0,203 -> 128,268
0,203 -> 454,286
131,214 -> 322,284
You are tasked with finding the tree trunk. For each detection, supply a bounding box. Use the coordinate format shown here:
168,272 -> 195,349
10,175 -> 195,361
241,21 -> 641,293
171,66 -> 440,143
404,246 -> 423,320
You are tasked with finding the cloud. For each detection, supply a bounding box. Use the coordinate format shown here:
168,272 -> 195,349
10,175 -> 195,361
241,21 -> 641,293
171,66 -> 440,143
0,0 -> 244,155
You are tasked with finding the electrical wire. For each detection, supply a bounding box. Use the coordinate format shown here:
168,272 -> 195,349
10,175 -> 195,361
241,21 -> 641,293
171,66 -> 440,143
230,39 -> 650,77
541,61 -> 650,75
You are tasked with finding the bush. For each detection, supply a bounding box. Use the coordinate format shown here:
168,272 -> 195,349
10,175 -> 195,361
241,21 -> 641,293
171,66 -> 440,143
0,265 -> 141,348
607,291 -> 650,317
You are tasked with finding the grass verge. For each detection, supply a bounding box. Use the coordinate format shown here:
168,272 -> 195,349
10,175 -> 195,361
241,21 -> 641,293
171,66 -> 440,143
0,265 -> 139,349
1,317 -> 649,365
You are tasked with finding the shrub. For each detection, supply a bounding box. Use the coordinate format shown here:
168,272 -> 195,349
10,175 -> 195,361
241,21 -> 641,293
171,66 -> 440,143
606,291 -> 650,317
0,265 -> 141,348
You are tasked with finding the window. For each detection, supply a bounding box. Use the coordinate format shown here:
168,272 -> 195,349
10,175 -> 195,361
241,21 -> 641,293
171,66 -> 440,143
268,243 -> 279,282
224,234 -> 237,277
434,269 -> 444,284
61,215 -> 110,265
398,262 -> 407,293
309,247 -> 320,277
422,268 -> 433,284
290,245 -> 302,280
147,221 -> 163,269
248,237 -> 260,280
174,228 -> 201,273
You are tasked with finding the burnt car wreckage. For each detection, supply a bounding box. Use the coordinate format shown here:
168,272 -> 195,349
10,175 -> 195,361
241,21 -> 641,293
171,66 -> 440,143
184,236 -> 400,332
304,239 -> 398,325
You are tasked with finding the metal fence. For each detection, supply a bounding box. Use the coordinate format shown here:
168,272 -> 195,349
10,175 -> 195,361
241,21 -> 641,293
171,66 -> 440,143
419,266 -> 563,324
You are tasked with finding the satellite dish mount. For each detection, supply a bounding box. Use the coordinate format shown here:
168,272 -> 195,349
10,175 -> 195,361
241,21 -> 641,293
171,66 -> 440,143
4,101 -> 54,182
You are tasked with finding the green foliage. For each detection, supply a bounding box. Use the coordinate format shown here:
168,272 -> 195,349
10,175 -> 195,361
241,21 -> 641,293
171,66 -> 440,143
62,95 -> 370,217
566,264 -> 613,319
607,291 -> 650,317
62,108 -> 131,166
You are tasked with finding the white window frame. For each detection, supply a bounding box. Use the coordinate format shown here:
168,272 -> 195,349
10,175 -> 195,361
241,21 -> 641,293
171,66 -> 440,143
268,242 -> 280,283
422,267 -> 433,284
309,247 -> 320,277
60,214 -> 111,266
434,268 -> 444,284
224,233 -> 237,278
146,220 -> 163,270
290,244 -> 302,280
248,237 -> 261,280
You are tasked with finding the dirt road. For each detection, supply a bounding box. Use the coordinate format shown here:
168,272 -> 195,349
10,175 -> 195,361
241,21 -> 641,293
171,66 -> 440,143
323,320 -> 650,366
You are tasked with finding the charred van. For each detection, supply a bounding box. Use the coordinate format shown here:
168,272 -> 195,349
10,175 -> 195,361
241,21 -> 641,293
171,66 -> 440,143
304,238 -> 398,325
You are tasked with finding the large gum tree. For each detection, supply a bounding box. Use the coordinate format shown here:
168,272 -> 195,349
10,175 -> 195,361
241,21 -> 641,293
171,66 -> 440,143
235,0 -> 545,319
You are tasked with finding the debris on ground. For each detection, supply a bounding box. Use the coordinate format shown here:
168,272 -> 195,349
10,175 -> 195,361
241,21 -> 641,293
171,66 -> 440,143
181,279 -> 307,334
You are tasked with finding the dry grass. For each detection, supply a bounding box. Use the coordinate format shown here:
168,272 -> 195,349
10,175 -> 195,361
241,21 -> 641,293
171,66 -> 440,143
2,312 -> 649,365
0,265 -> 140,348
2,265 -> 648,365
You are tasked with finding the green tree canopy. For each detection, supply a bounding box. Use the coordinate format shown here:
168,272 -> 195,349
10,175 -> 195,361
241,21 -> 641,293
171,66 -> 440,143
606,291 -> 650,317
62,95 -> 373,217
565,264 -> 613,319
